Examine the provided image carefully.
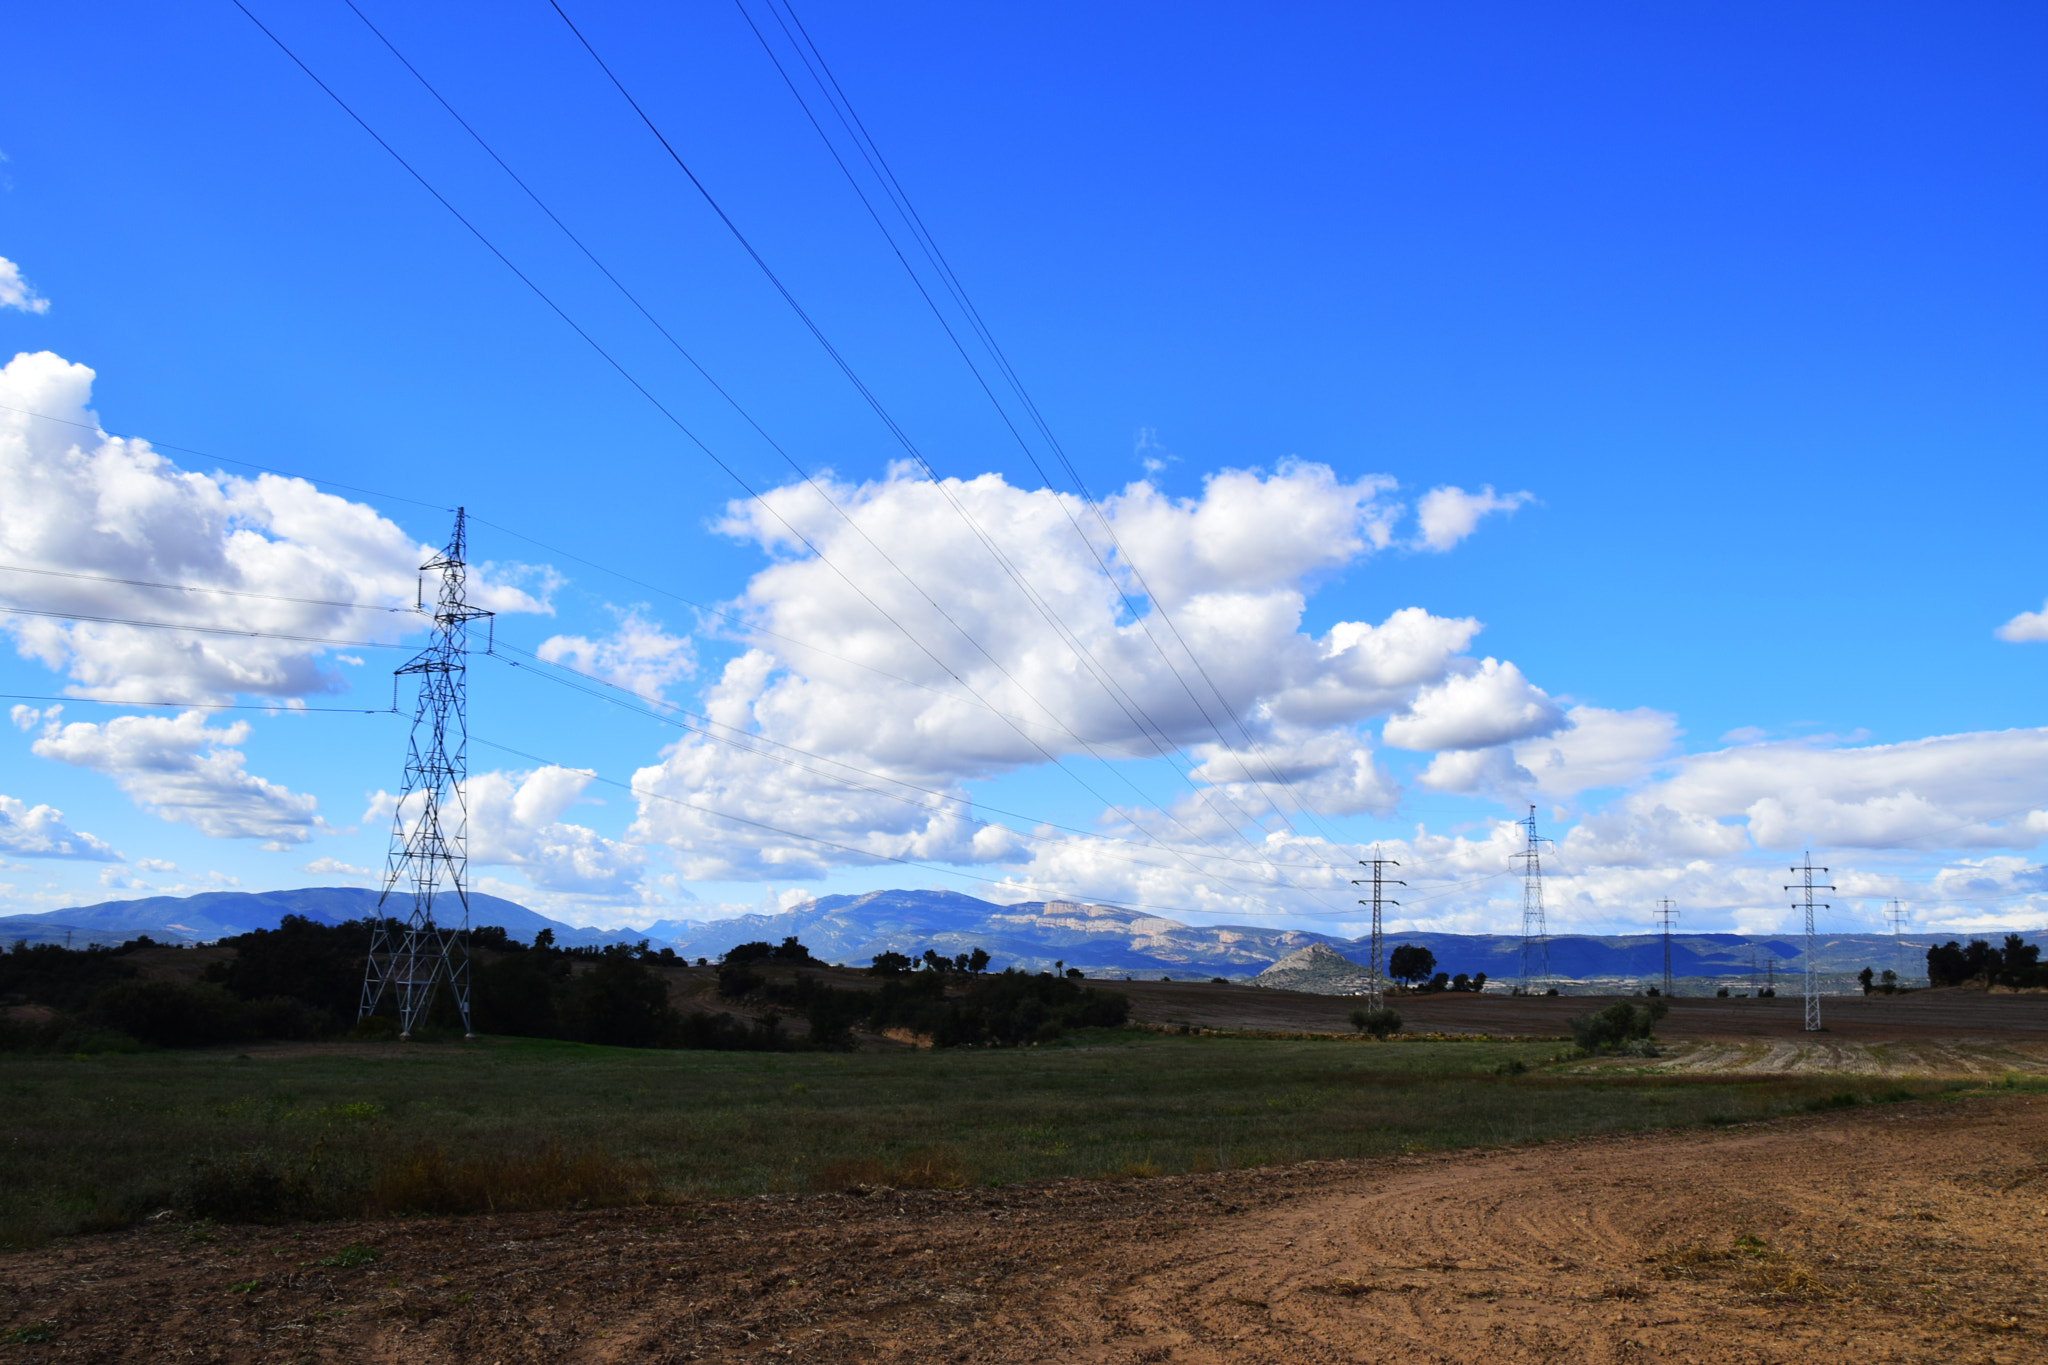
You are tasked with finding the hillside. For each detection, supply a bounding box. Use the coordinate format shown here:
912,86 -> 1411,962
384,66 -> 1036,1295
3,885 -> 2021,983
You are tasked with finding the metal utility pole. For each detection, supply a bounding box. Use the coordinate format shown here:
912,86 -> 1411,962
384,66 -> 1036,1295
1887,899 -> 1908,986
1512,806 -> 1554,994
359,509 -> 493,1040
1785,852 -> 1834,1033
1351,847 -> 1403,1011
1656,899 -> 1678,996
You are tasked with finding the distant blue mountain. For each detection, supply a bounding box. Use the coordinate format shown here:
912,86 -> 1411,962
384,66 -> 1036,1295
3,885 -> 2027,981
0,887 -> 642,950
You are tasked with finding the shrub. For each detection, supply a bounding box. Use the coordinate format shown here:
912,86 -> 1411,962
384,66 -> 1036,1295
1567,997 -> 1669,1055
561,950 -> 676,1049
367,1141 -> 653,1216
1349,1006 -> 1402,1038
670,1011 -> 789,1051
90,980 -> 252,1048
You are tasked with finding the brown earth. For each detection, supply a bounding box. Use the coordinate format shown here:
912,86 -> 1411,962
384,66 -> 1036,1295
1114,976 -> 2048,1042
4,1093 -> 2042,1363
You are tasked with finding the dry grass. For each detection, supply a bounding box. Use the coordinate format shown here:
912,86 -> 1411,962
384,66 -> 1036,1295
367,1142 -> 657,1216
810,1146 -> 973,1192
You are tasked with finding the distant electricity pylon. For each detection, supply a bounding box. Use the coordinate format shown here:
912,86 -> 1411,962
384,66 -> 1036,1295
1785,852 -> 1834,1033
1512,806 -> 1554,993
1656,898 -> 1679,996
1887,898 -> 1909,986
1352,847 -> 1403,1011
359,509 -> 493,1040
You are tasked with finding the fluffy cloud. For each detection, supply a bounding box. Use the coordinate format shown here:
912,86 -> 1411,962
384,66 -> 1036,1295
384,766 -> 645,897
1382,658 -> 1563,751
0,793 -> 120,860
1997,598 -> 2048,643
1411,485 -> 1532,552
537,609 -> 694,699
628,464 -> 1496,882
300,856 -> 374,878
0,350 -> 548,703
1636,728 -> 2048,853
27,707 -> 323,844
0,257 -> 49,314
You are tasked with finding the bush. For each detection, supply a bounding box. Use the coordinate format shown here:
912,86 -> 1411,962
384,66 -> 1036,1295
670,1011 -> 789,1051
1349,1006 -> 1402,1038
1567,998 -> 1670,1056
723,941 -> 776,966
868,951 -> 912,976
89,980 -> 252,1049
561,950 -> 676,1049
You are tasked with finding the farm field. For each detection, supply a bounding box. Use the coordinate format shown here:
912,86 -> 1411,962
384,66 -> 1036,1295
0,1023 -> 1990,1250
0,1086 -> 2041,1362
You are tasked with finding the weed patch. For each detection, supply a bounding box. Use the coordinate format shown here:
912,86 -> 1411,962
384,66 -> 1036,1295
367,1142 -> 654,1216
811,1147 -> 972,1192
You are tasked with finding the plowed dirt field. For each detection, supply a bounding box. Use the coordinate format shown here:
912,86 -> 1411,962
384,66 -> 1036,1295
5,1092 -> 2042,1364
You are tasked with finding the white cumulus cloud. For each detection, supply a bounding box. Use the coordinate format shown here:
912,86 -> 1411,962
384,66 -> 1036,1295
0,349 -> 549,703
537,608 -> 695,699
365,767 -> 645,898
1411,484 -> 1533,552
627,463 -> 1478,882
0,793 -> 120,860
0,257 -> 49,314
28,707 -> 324,844
1381,657 -> 1563,751
1997,598 -> 2048,643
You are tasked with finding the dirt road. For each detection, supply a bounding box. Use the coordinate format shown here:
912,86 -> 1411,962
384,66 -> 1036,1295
4,1094 -> 2042,1363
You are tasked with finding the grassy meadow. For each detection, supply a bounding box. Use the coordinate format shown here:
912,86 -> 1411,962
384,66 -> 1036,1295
1,1031 -> 1958,1246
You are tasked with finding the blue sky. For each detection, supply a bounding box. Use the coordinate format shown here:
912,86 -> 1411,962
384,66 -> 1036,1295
0,1 -> 2042,938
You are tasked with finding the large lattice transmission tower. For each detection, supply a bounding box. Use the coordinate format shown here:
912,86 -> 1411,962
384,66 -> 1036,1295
1656,898 -> 1679,996
1887,898 -> 1909,986
1512,806 -> 1554,993
359,508 -> 494,1040
1785,852 -> 1834,1033
1351,846 -> 1403,1011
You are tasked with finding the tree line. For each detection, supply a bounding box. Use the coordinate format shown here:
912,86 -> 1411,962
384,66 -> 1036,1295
0,917 -> 1127,1053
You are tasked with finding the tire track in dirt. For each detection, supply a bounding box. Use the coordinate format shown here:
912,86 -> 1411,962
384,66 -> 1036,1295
1,1097 -> 2041,1363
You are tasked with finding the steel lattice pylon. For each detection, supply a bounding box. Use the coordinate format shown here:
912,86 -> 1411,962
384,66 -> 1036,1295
1351,846 -> 1403,1011
359,509 -> 493,1039
1513,806 -> 1553,994
1785,852 -> 1834,1033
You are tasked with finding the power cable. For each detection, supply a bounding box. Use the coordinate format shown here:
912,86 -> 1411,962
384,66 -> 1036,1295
242,3 -> 1330,895
0,603 -> 412,650
0,401 -> 447,513
0,691 -> 396,715
471,734 -> 1363,922
544,0 -> 1341,886
486,636 -> 1342,876
737,0 -> 1356,854
0,563 -> 417,615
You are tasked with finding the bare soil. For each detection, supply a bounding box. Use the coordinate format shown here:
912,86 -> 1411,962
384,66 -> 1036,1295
4,1093 -> 2042,1363
1116,976 -> 2048,1042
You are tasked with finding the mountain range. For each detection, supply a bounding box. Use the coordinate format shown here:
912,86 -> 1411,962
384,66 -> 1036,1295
3,885 -> 2013,983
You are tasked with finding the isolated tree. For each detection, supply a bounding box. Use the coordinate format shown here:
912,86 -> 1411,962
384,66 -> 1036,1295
868,951 -> 912,977
771,936 -> 813,962
1857,966 -> 1875,995
967,947 -> 991,974
1388,944 -> 1436,986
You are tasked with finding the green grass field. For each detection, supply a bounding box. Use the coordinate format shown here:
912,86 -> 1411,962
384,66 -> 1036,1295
0,1032 -> 1950,1247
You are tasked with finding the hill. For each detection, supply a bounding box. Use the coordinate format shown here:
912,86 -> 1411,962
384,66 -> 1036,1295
5,885 -> 2028,984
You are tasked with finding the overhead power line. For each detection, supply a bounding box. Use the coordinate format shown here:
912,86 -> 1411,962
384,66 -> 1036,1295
486,637 -> 1342,879
471,733 -> 1358,924
0,691 -> 396,715
0,603 -> 412,651
541,1 -> 1329,876
0,563 -> 417,615
731,0 -> 1355,854
241,3 -> 1338,898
